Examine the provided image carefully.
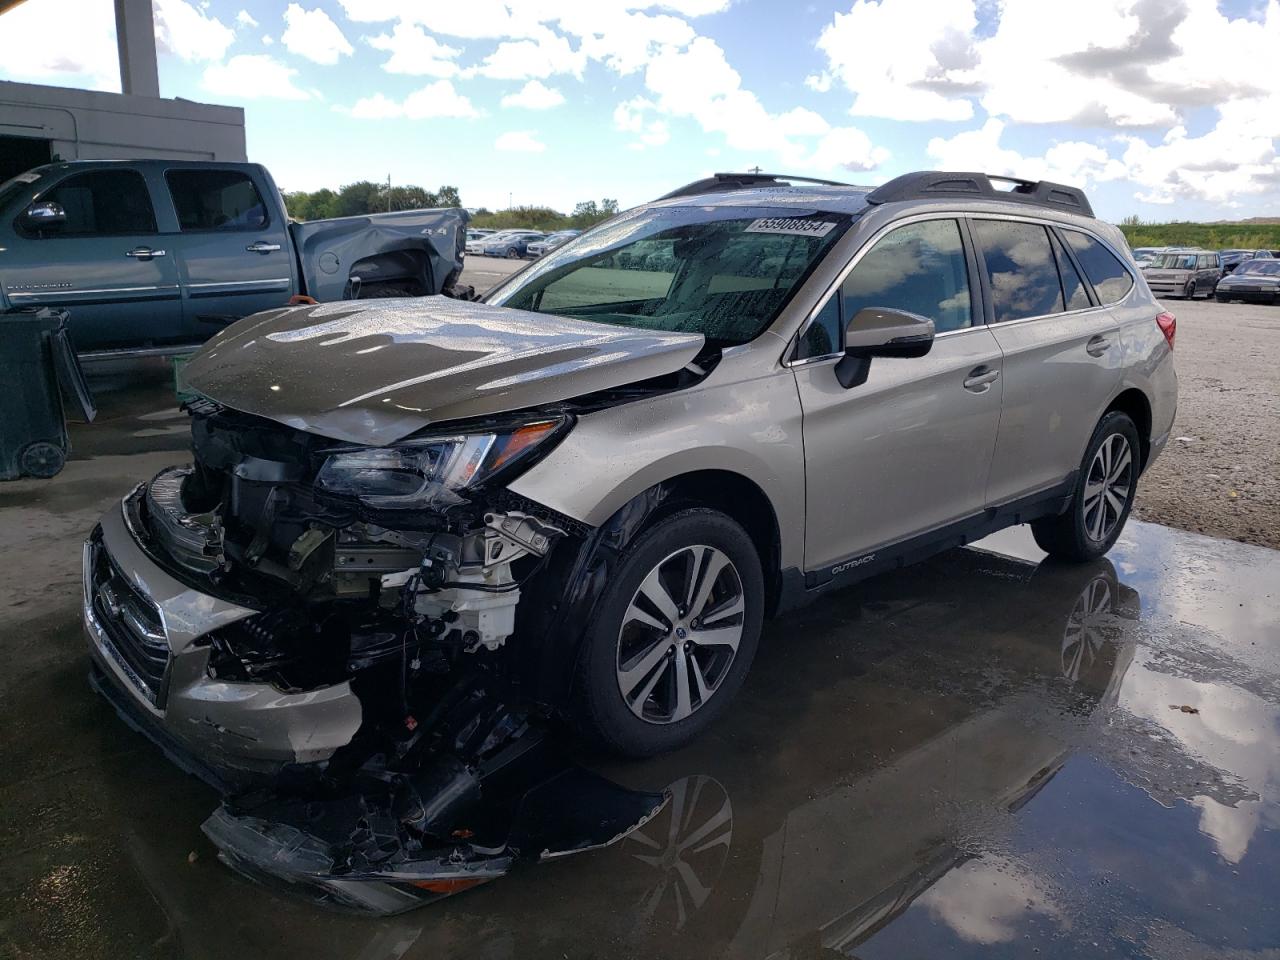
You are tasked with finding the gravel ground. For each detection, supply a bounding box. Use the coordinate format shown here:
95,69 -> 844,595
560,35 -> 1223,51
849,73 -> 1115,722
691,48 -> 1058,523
1133,297 -> 1280,549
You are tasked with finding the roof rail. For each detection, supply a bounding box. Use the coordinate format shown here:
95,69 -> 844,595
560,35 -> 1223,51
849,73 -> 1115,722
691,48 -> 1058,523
657,172 -> 853,202
864,171 -> 1094,218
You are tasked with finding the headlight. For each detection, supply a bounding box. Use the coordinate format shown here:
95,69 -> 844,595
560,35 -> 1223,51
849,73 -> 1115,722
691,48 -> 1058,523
315,418 -> 564,509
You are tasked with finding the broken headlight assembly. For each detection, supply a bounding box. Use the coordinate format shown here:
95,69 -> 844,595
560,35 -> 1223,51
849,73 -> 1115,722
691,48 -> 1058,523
315,418 -> 566,509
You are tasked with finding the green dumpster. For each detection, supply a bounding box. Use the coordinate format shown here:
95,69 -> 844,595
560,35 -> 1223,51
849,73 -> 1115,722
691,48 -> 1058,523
1,308 -> 96,480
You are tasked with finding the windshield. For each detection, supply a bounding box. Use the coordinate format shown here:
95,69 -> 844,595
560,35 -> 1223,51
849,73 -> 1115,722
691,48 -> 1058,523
488,206 -> 852,346
1150,253 -> 1198,269
1236,259 -> 1280,276
0,169 -> 45,213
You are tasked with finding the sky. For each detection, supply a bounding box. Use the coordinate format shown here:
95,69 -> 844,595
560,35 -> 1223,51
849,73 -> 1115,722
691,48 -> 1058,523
2,0 -> 1280,221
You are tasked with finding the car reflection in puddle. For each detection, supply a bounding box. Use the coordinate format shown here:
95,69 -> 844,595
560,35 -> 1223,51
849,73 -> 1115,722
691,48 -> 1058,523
59,524 -> 1280,959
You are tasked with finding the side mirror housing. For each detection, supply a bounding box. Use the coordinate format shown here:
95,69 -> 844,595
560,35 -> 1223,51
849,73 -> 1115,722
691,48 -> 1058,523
835,307 -> 936,388
22,200 -> 67,230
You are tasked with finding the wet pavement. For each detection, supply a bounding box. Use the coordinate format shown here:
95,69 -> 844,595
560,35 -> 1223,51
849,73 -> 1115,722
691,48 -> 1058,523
2,365 -> 1279,959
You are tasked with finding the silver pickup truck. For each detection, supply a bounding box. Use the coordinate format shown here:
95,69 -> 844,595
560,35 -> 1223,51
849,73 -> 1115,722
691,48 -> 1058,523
0,159 -> 469,352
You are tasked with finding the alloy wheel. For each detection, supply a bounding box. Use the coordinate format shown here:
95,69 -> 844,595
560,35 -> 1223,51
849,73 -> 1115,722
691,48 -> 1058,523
1083,434 -> 1133,542
616,545 -> 745,724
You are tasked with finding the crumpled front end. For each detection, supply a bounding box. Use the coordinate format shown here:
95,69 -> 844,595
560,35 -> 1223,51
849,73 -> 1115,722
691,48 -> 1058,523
84,397 -> 663,910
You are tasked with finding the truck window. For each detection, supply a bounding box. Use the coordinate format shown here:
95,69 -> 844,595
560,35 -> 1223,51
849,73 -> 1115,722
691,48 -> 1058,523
20,169 -> 156,237
166,169 -> 268,231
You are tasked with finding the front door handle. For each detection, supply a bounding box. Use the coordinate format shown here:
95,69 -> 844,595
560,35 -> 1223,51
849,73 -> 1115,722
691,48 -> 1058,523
246,241 -> 281,254
125,246 -> 165,259
963,366 -> 1000,393
1086,335 -> 1112,357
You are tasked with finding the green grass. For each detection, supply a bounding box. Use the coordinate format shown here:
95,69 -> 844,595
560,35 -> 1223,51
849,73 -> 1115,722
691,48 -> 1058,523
1119,222 -> 1280,251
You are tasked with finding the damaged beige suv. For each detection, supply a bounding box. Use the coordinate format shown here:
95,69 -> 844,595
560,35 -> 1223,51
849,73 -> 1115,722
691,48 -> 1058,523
86,171 -> 1178,780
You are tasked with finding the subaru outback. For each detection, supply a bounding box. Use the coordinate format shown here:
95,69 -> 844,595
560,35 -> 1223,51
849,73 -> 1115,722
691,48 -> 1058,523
86,171 -> 1177,782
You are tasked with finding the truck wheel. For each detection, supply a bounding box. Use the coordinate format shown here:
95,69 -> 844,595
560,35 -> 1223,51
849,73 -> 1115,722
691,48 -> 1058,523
19,441 -> 66,479
575,508 -> 763,757
1031,411 -> 1140,562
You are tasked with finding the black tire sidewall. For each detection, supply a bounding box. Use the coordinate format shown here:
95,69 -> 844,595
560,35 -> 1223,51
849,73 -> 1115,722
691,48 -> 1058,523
576,508 -> 764,757
1067,412 -> 1140,558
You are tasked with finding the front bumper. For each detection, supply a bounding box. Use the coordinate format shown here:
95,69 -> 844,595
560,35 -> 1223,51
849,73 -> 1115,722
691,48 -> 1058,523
1216,286 -> 1280,302
84,488 -> 363,788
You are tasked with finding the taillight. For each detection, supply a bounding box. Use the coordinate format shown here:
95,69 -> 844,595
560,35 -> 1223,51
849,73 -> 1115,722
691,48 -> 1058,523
1156,312 -> 1176,349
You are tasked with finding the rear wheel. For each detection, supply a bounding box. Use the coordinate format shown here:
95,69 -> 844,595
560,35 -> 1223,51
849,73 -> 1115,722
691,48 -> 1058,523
576,508 -> 763,757
1031,411 -> 1140,562
1184,280 -> 1196,299
505,248 -> 521,260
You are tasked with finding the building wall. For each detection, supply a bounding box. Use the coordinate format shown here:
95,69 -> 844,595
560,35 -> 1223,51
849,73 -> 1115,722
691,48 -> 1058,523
0,79 -> 246,173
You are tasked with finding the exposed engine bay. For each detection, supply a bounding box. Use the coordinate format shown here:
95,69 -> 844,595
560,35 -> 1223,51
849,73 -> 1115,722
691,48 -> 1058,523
111,398 -> 666,913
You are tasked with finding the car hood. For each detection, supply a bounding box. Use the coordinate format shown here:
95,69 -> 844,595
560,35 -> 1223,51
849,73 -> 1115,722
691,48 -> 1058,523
1221,273 -> 1280,284
182,297 -> 704,446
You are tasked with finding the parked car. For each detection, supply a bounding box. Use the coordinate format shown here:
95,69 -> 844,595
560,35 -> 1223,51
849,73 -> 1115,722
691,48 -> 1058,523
86,169 -> 1175,788
1130,246 -> 1165,265
464,228 -> 497,254
1214,257 -> 1280,303
0,161 -> 468,352
1141,248 -> 1221,299
481,230 -> 545,258
1220,248 -> 1274,273
527,229 -> 582,257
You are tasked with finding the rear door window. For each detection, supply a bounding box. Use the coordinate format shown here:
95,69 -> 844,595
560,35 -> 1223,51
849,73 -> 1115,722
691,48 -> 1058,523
1061,229 -> 1134,304
22,169 -> 156,237
166,169 -> 268,231
972,220 -> 1063,323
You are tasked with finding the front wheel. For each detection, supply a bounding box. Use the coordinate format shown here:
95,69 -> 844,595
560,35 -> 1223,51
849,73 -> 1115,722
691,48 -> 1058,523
1031,411 -> 1140,562
1184,281 -> 1196,299
575,508 -> 764,757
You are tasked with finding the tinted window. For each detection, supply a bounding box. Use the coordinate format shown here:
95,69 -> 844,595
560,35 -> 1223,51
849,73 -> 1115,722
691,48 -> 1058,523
1050,231 -> 1091,310
1062,229 -> 1134,304
166,169 -> 267,231
24,169 -> 156,237
973,220 -> 1063,323
841,219 -> 972,334
800,295 -> 842,358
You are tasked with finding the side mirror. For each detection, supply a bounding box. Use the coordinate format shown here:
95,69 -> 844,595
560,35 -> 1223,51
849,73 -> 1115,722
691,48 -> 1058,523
23,200 -> 66,229
836,307 -> 935,388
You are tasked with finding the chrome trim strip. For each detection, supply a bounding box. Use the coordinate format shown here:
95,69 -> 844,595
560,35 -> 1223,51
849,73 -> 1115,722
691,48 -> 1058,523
187,278 -> 291,290
8,284 -> 180,298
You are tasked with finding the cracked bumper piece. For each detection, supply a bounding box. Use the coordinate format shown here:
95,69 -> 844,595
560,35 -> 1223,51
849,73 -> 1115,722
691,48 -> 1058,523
83,498 -> 363,788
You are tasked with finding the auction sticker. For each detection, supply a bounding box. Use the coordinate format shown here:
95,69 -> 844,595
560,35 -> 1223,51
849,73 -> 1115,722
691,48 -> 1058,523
744,217 -> 837,237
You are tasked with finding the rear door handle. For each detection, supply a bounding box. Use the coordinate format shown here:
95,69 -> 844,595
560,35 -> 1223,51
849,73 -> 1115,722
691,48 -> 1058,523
125,246 -> 165,259
246,241 -> 281,254
1086,335 -> 1112,357
963,366 -> 1000,393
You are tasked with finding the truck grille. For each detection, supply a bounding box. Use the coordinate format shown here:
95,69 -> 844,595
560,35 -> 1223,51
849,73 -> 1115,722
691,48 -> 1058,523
88,537 -> 170,706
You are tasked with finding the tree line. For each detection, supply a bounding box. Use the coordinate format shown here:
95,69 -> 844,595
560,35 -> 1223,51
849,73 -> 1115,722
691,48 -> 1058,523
1118,219 -> 1280,250
282,181 -> 621,231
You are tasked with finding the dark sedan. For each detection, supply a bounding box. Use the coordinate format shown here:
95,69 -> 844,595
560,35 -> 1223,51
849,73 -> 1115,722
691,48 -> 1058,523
1215,258 -> 1280,303
1220,248 -> 1274,273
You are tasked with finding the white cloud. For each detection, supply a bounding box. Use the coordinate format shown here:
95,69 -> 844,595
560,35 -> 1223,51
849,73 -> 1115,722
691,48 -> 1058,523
154,0 -> 235,63
469,26 -> 585,79
203,55 -> 310,100
501,80 -> 566,110
262,34 -> 275,46
236,10 -> 258,28
367,23 -> 461,77
817,0 -> 978,122
346,80 -> 479,119
804,72 -> 832,93
495,130 -> 547,153
926,119 -> 1125,187
281,4 -> 354,65
921,857 -> 1060,944
810,127 -> 891,173
0,0 -> 119,90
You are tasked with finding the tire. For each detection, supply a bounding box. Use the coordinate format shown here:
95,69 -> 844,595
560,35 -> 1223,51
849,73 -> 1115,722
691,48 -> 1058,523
18,441 -> 65,479
1031,411 -> 1140,562
505,248 -> 521,260
575,508 -> 764,757
1184,281 -> 1196,299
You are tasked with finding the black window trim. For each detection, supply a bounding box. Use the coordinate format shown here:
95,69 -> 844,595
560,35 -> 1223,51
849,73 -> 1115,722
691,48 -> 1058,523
787,212 -> 985,366
163,166 -> 272,234
1054,223 -> 1137,309
15,167 -> 158,240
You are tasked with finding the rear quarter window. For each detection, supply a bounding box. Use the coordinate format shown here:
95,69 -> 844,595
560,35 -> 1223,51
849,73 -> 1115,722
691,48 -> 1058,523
1062,229 -> 1134,304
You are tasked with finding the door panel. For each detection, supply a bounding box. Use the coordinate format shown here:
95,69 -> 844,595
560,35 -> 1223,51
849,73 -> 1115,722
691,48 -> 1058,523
973,219 -> 1124,504
164,168 -> 294,334
2,168 -> 182,350
795,327 -> 1004,571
